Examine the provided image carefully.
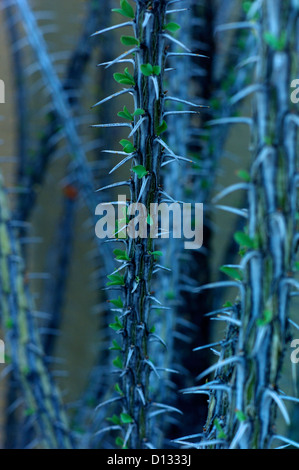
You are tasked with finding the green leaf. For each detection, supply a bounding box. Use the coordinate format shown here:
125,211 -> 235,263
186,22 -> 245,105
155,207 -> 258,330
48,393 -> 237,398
223,301 -> 233,308
132,165 -> 147,179
214,418 -> 227,440
21,366 -> 30,376
113,72 -> 135,86
109,316 -> 123,331
237,169 -> 250,182
120,139 -> 135,154
109,297 -> 124,308
149,251 -> 163,259
147,215 -> 154,226
124,67 -> 135,81
115,436 -> 127,449
257,310 -> 273,327
24,408 -> 35,417
120,413 -> 134,424
242,1 -> 252,13
107,414 -> 121,425
153,65 -> 161,76
118,106 -> 133,121
121,0 -> 135,18
295,262 -> 299,271
235,409 -> 247,422
264,31 -> 286,50
156,120 -> 168,136
113,67 -> 135,86
107,273 -> 125,286
115,383 -> 124,395
133,108 -> 145,117
121,35 -> 139,46
220,266 -> 243,281
112,0 -> 135,19
150,326 -> 156,333
113,248 -> 130,261
163,22 -> 181,33
234,231 -> 255,249
122,144 -> 135,154
120,139 -> 131,147
5,319 -> 14,329
140,63 -> 153,76
113,356 -> 123,369
109,339 -> 122,351
118,111 -> 131,120
111,8 -> 126,16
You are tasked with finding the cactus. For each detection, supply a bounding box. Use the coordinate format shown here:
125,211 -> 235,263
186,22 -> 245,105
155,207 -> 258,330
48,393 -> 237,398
94,0 -> 169,449
1,0 -> 298,451
182,0 -> 299,450
93,0 -> 207,449
0,172 -> 73,449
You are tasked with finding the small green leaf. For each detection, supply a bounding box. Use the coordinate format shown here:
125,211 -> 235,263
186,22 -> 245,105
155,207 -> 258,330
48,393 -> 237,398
257,310 -> 273,327
112,0 -> 135,19
120,413 -> 134,424
223,301 -> 233,308
166,290 -> 175,300
234,231 -> 255,249
150,326 -> 156,333
122,145 -> 135,154
118,106 -> 133,121
5,319 -> 14,329
147,215 -> 153,226
109,316 -> 123,331
220,266 -> 243,281
107,414 -> 121,425
118,111 -> 131,120
107,273 -> 125,286
113,356 -> 123,369
295,262 -> 299,271
115,436 -> 127,449
120,139 -> 131,147
153,65 -> 161,76
120,139 -> 135,154
235,409 -> 247,422
113,72 -> 135,86
214,418 -> 227,439
264,31 -> 286,51
237,169 -> 250,182
24,408 -> 35,417
109,339 -> 122,351
115,383 -> 124,395
121,35 -> 139,46
21,366 -> 30,376
156,120 -> 168,136
121,0 -> 135,18
109,296 -> 124,308
133,108 -> 145,117
242,1 -> 252,13
132,165 -> 148,179
113,248 -> 130,261
124,67 -> 135,81
140,63 -> 153,76
149,251 -> 163,259
163,22 -> 181,33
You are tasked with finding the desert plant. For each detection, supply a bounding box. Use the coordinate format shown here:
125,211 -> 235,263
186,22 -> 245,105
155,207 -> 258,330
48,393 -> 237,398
92,0 -> 207,449
182,0 -> 299,449
0,171 -> 73,449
